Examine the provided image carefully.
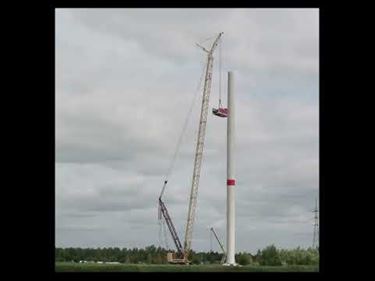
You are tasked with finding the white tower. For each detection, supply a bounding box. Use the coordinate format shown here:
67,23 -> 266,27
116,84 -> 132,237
225,71 -> 237,266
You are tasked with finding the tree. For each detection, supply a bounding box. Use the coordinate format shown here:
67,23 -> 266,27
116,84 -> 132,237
237,252 -> 252,265
124,255 -> 129,264
146,253 -> 152,264
153,254 -> 163,264
191,254 -> 201,265
55,244 -> 318,266
260,245 -> 282,266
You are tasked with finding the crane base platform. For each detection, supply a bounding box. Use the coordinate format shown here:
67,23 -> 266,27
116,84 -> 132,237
167,252 -> 190,264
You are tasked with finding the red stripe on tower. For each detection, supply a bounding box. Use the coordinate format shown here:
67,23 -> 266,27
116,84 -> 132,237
227,179 -> 236,186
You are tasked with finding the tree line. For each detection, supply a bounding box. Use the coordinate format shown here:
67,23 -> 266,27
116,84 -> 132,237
55,245 -> 319,266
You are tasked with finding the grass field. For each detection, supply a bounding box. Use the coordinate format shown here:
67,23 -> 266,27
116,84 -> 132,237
55,262 -> 318,272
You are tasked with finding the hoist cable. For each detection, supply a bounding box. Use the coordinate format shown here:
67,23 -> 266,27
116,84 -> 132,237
162,219 -> 170,250
157,57 -> 206,248
218,38 -> 222,108
162,55 -> 207,187
210,229 -> 213,252
158,218 -> 162,247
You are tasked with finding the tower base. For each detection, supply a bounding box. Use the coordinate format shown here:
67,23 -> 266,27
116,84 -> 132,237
222,263 -> 240,267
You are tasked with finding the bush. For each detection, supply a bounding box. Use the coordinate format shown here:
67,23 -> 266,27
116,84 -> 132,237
237,253 -> 252,265
191,255 -> 201,265
259,245 -> 282,266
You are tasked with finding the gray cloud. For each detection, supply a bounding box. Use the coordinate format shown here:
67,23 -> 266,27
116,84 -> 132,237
56,8 -> 319,254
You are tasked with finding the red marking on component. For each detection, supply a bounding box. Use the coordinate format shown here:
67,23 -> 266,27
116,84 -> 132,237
227,179 -> 236,186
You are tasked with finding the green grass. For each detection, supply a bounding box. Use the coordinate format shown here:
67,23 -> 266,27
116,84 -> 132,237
55,262 -> 318,272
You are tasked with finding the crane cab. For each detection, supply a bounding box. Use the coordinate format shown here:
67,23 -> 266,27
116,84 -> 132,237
212,107 -> 228,118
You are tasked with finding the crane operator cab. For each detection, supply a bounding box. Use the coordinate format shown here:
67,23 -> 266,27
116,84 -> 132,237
212,107 -> 228,118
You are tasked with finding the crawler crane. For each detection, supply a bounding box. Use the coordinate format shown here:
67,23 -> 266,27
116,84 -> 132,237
158,32 -> 225,264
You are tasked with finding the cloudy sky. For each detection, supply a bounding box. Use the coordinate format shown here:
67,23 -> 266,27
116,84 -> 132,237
55,8 -> 319,254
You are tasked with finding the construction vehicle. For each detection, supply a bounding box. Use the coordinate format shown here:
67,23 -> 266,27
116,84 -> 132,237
210,227 -> 226,263
158,32 -> 224,264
